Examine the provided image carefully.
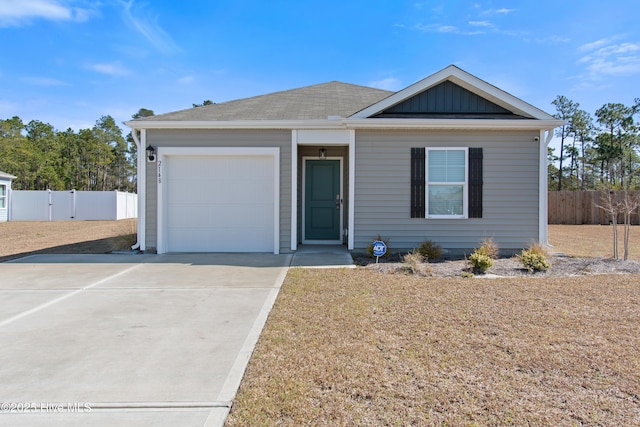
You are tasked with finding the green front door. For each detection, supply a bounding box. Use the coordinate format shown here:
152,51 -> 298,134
305,159 -> 341,241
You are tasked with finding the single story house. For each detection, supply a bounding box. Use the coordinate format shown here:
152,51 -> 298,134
0,171 -> 16,222
126,65 -> 564,255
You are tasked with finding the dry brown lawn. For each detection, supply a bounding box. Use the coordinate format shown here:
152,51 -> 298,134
0,219 -> 136,262
227,270 -> 640,426
227,226 -> 640,426
549,224 -> 640,260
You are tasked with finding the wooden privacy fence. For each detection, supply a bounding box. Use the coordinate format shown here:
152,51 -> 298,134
548,191 -> 640,225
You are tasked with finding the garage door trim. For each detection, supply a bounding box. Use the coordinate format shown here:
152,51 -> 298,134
156,147 -> 280,254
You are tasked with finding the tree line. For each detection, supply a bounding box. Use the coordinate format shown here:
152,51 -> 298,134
0,109 -> 155,192
2,97 -> 638,193
549,96 -> 640,191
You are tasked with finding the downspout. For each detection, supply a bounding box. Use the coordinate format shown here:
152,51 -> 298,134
130,128 -> 146,251
539,129 -> 553,247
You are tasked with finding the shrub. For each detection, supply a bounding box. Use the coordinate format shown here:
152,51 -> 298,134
402,250 -> 431,276
518,243 -> 550,272
469,251 -> 494,273
476,237 -> 499,259
417,240 -> 443,260
367,235 -> 390,258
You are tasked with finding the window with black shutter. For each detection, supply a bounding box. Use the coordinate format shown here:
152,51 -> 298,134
410,147 -> 483,219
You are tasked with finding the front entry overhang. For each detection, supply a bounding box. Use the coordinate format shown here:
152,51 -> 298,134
291,130 -> 355,251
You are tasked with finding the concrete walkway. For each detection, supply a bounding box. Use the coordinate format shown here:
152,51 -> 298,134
289,245 -> 355,268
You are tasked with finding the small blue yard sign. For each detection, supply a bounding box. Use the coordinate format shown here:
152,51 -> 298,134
372,240 -> 387,262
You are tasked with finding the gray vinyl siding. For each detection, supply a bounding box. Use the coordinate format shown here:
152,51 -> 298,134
144,129 -> 292,253
354,129 -> 540,253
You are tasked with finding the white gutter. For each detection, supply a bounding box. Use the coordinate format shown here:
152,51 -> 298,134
130,128 -> 146,251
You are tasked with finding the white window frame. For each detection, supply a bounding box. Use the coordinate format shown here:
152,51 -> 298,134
425,147 -> 468,219
0,184 -> 6,209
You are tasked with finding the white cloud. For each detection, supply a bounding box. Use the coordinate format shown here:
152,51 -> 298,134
413,23 -> 484,36
368,77 -> 402,91
468,20 -> 493,28
578,39 -> 640,78
0,0 -> 92,26
481,8 -> 516,16
86,62 -> 131,76
578,37 -> 619,52
119,0 -> 181,55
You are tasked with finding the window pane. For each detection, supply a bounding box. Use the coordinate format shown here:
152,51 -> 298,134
428,150 -> 465,182
428,185 -> 463,215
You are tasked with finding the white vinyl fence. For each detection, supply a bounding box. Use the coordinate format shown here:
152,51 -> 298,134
9,190 -> 137,221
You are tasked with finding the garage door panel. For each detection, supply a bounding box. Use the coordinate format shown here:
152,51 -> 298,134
167,226 -> 272,252
164,154 -> 276,253
167,204 -> 273,226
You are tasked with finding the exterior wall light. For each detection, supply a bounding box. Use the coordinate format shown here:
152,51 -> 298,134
319,147 -> 327,160
146,145 -> 156,162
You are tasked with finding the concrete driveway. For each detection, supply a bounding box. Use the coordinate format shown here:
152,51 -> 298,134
0,253 -> 292,427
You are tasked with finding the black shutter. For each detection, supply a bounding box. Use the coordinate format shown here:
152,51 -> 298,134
468,147 -> 483,218
411,148 -> 425,218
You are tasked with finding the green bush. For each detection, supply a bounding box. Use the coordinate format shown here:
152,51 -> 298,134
469,252 -> 494,273
476,238 -> 499,259
519,249 -> 550,272
367,235 -> 390,258
417,240 -> 443,260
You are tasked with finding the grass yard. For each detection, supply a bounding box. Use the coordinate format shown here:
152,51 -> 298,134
227,227 -> 640,426
227,270 -> 640,426
549,224 -> 640,260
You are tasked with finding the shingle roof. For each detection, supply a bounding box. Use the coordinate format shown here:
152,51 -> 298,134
138,81 -> 393,122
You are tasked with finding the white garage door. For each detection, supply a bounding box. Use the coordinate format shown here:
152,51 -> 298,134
164,155 -> 276,252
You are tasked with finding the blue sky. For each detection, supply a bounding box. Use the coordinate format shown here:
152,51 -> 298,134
1,0 -> 639,144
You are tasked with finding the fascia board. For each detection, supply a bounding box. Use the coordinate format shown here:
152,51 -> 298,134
126,118 -> 565,131
124,119 -> 346,130
350,65 -> 557,121
343,118 -> 566,130
351,66 -> 454,119
446,74 -> 557,120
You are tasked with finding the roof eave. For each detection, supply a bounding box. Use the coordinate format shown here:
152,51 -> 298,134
345,118 -> 565,130
126,118 -> 565,131
124,119 -> 347,130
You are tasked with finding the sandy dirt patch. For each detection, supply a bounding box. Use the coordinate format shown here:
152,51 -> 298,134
0,220 -> 136,262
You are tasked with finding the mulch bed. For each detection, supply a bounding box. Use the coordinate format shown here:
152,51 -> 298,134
353,253 -> 640,277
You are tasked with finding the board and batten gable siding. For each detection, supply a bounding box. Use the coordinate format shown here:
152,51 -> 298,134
144,129 -> 292,253
353,129 -> 540,252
